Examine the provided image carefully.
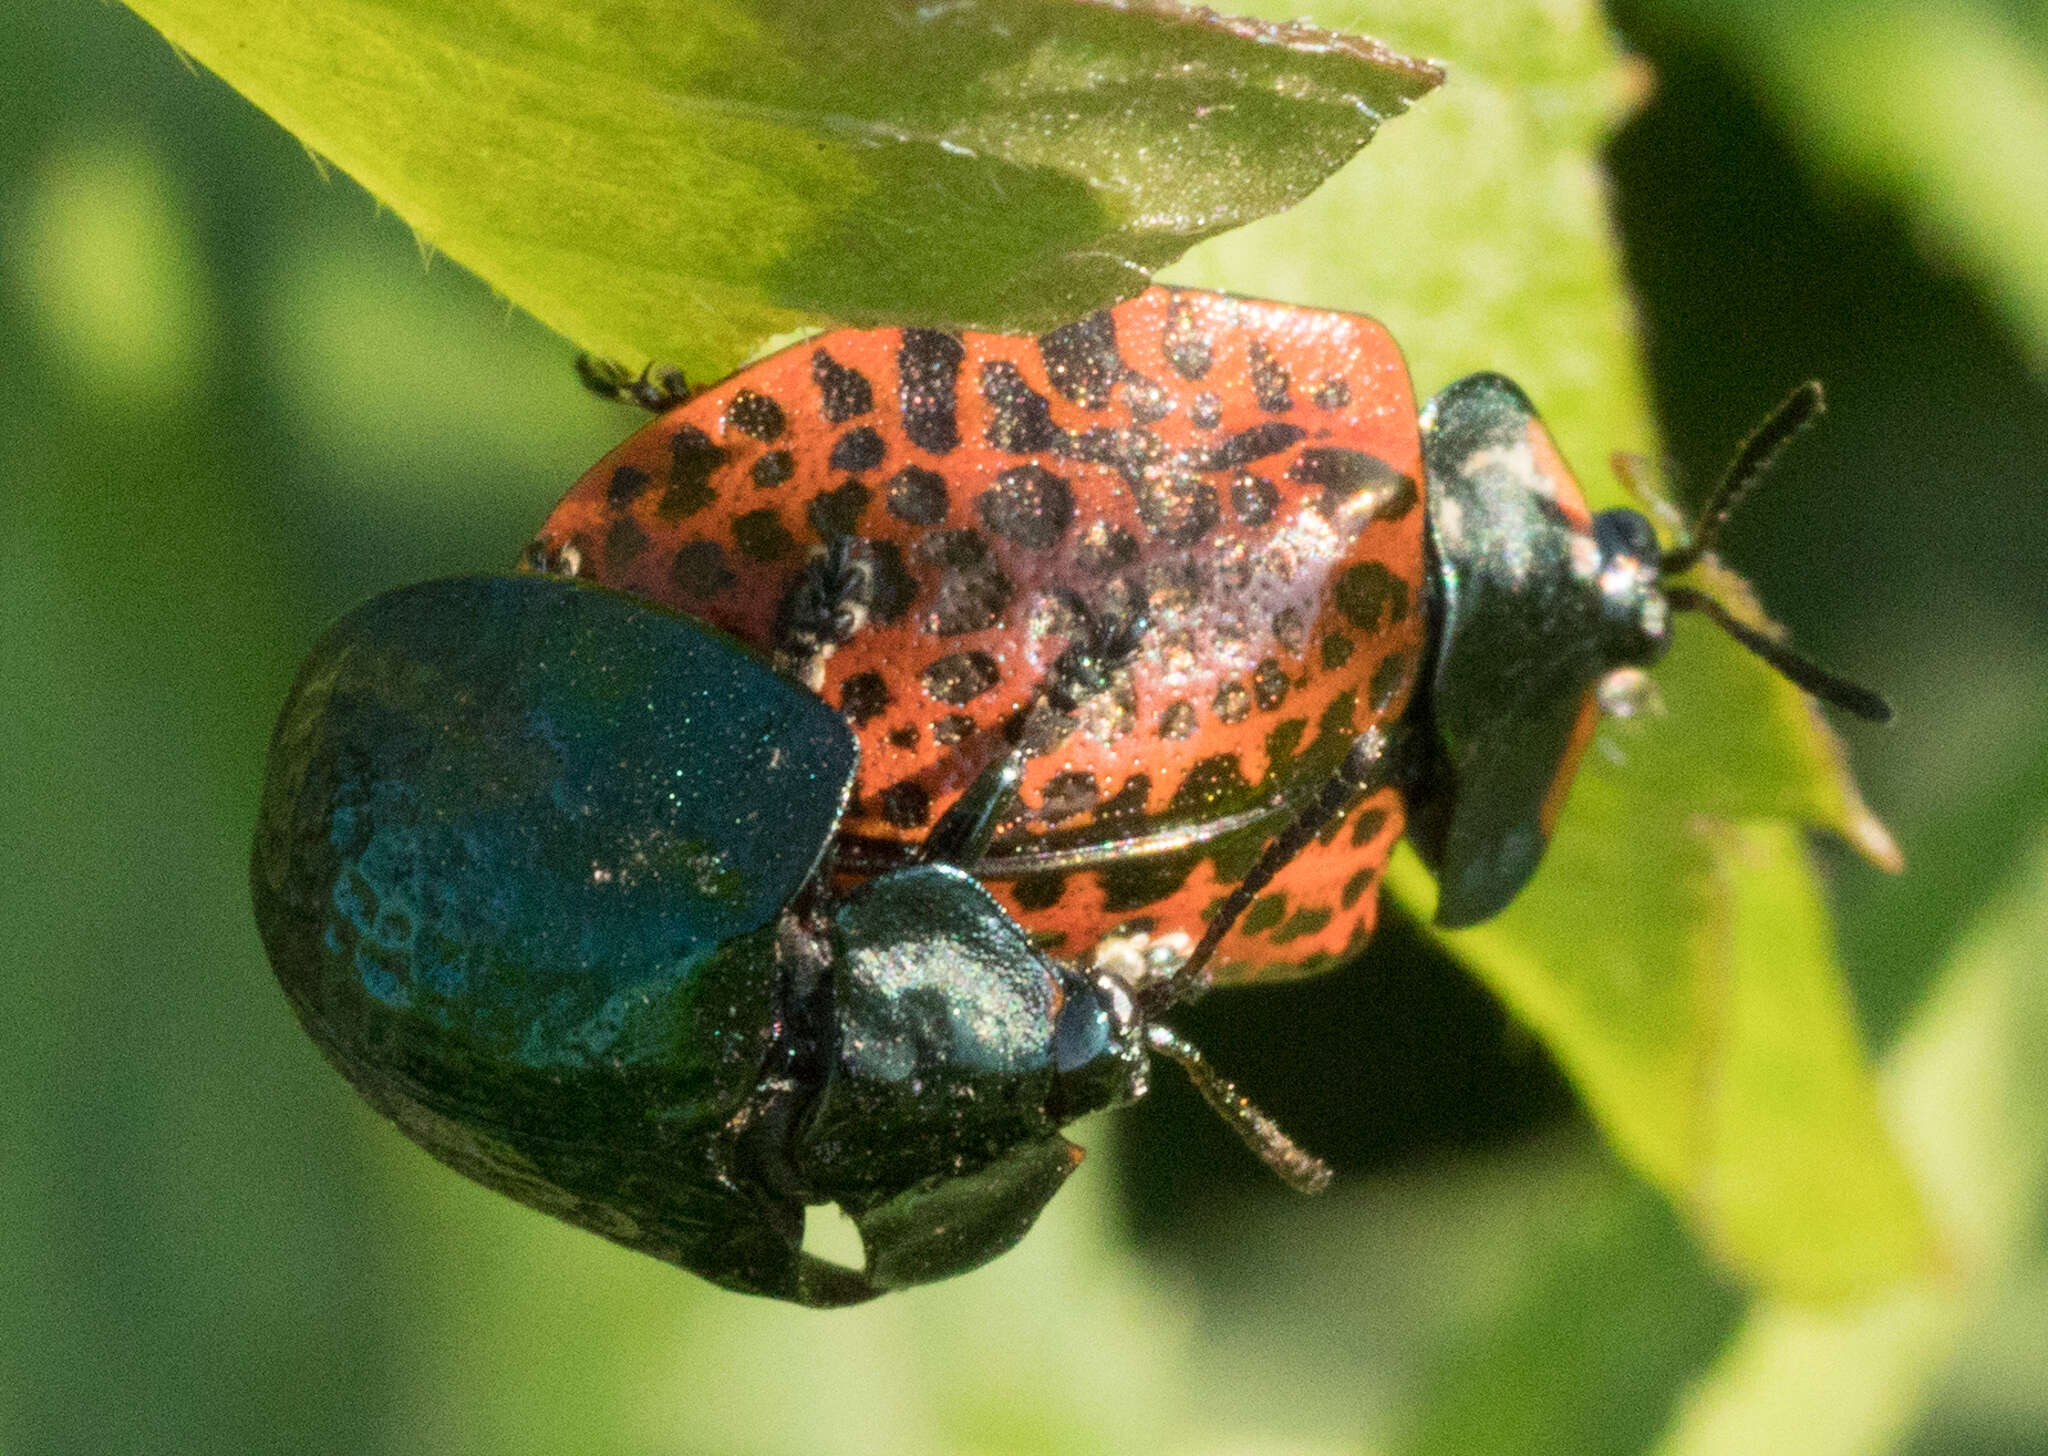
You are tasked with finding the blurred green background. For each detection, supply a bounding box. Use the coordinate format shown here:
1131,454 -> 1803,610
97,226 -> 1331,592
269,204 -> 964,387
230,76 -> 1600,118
6,1 -> 2047,1453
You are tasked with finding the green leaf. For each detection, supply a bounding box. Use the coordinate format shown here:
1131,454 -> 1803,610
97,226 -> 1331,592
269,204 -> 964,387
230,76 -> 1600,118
1175,0 -> 1928,1298
1689,820 -> 1931,1296
119,0 -> 1920,1302
1402,1172 -> 1742,1456
118,0 -> 1439,380
1654,827 -> 2048,1456
1387,824 -> 2048,1456
1627,0 -> 2048,375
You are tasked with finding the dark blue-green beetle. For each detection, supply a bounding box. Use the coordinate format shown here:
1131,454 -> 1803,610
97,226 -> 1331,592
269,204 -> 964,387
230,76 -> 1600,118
252,380 -> 1885,1305
255,573 -> 1321,1305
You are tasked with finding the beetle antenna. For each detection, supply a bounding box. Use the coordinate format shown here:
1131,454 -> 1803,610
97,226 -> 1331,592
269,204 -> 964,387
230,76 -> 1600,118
1664,587 -> 1891,722
1653,382 -> 1889,722
1144,1024 -> 1332,1193
1141,728 -> 1389,1018
1662,381 -> 1824,575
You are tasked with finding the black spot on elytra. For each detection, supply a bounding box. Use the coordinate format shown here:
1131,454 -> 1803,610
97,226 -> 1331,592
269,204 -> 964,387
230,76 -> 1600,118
922,651 -> 1001,705
867,539 -> 916,625
977,465 -> 1074,550
1167,751 -> 1255,820
1342,864 -> 1378,909
1371,650 -> 1412,711
1136,470 -> 1219,546
829,425 -> 886,474
1247,340 -> 1291,412
1252,659 -> 1290,712
1038,310 -> 1122,409
1350,805 -> 1390,847
1318,688 -> 1361,746
1190,392 -> 1222,429
899,329 -> 964,454
880,781 -> 932,828
726,388 -> 786,442
1191,421 -> 1305,471
661,425 -> 726,518
1271,606 -> 1307,656
885,465 -> 948,524
1074,521 -> 1139,575
732,508 -> 796,563
1145,560 -> 1202,616
1232,473 -> 1278,527
1164,297 -> 1212,380
841,671 -> 891,725
604,514 -> 647,570
1270,905 -> 1333,945
922,528 -> 990,569
1376,473 -> 1420,521
1288,446 -> 1406,500
751,450 -> 795,489
1311,378 -> 1351,410
812,349 -> 873,423
1121,375 -> 1172,424
932,713 -> 974,746
1067,425 -> 1165,488
1038,771 -> 1099,823
1334,562 -> 1409,632
887,724 -> 921,751
1265,712 -> 1308,765
670,540 -> 735,599
1094,774 -> 1150,822
1212,679 -> 1251,724
981,359 -> 1066,454
660,479 -> 715,520
806,481 -> 871,539
1016,705 -> 1076,758
919,528 -> 1013,635
607,463 -> 653,509
1097,854 -> 1204,914
1241,894 -> 1287,936
1012,874 -> 1066,912
1322,632 -> 1355,671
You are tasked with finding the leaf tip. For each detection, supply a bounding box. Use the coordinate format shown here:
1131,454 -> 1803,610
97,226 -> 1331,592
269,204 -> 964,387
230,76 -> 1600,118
1807,702 -> 1906,873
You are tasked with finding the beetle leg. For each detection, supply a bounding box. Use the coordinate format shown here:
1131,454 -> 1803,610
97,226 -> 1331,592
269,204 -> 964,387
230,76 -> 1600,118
919,743 -> 1025,867
574,353 -> 692,412
1043,582 -> 1149,714
1142,724 -> 1401,1015
1144,1025 -> 1331,1193
923,584 -> 1148,867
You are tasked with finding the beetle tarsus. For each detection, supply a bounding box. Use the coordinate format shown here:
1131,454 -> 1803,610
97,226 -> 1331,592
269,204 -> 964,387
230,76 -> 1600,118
773,537 -> 875,691
575,353 -> 692,413
1043,583 -> 1149,715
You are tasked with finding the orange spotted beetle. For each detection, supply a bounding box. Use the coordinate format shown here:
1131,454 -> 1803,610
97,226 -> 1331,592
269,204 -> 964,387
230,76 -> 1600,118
530,287 -> 1885,990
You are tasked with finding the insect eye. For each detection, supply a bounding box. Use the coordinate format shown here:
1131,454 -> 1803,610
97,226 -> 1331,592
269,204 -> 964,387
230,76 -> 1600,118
1593,507 -> 1660,567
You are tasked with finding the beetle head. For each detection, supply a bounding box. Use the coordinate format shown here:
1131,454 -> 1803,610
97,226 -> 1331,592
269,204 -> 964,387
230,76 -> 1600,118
1413,376 -> 1887,928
